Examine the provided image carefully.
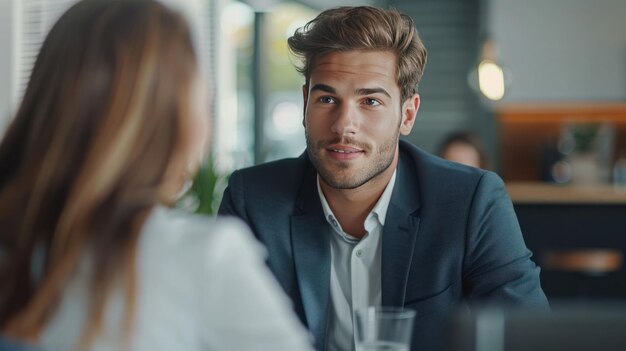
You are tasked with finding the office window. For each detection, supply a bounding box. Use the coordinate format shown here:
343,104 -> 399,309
215,0 -> 255,170
260,3 -> 317,163
0,0 -> 77,133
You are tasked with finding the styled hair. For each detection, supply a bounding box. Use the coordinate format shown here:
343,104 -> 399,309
287,6 -> 427,102
0,0 -> 197,348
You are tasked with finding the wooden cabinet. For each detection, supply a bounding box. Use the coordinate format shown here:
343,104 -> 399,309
498,103 -> 626,181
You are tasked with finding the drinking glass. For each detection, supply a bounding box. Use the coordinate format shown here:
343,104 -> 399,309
354,306 -> 416,351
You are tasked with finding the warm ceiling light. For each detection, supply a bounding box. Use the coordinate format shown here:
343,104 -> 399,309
477,59 -> 505,101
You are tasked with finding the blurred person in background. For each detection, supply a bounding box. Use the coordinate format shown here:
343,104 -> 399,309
437,131 -> 489,169
220,6 -> 548,351
0,1 -> 312,350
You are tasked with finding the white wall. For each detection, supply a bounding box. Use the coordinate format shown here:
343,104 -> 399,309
490,0 -> 626,102
0,0 -> 14,135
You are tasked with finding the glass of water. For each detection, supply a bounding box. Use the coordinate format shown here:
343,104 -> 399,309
354,306 -> 416,351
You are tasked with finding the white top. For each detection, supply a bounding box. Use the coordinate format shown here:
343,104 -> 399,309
317,170 -> 397,351
41,206 -> 314,351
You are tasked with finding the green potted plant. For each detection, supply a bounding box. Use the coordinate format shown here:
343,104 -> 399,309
571,123 -> 600,154
178,155 -> 229,215
567,122 -> 600,185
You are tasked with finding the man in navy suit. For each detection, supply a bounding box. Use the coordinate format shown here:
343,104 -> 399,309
219,6 -> 548,351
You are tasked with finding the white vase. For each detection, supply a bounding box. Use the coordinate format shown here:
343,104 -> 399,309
569,152 -> 598,185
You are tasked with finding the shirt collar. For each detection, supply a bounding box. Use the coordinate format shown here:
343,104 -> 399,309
369,169 -> 397,226
317,169 -> 397,238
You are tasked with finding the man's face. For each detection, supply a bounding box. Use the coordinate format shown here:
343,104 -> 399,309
303,50 -> 419,190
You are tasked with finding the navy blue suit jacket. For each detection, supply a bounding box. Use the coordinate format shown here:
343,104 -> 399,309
219,140 -> 549,351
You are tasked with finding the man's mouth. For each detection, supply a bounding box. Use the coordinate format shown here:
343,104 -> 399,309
328,148 -> 362,154
325,144 -> 365,160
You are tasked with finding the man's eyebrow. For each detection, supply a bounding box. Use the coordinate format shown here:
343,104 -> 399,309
310,84 -> 391,99
310,84 -> 336,94
355,87 -> 391,98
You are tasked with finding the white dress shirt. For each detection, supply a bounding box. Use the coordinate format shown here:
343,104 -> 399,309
41,206 -> 313,351
317,170 -> 397,351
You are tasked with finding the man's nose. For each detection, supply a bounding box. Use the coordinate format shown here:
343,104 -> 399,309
330,103 -> 358,136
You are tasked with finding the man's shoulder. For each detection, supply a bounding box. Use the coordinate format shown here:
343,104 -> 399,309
398,140 -> 497,201
399,139 -> 487,180
228,153 -> 311,199
222,154 -> 312,220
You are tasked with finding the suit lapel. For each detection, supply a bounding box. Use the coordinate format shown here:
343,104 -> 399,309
382,149 -> 422,307
291,161 -> 330,350
381,203 -> 420,306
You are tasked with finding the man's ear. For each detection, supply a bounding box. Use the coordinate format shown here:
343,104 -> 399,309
302,84 -> 308,127
400,94 -> 420,135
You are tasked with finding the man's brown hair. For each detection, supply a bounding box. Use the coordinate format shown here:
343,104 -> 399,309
288,6 -> 428,102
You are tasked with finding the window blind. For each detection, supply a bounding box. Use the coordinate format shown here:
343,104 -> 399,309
12,0 -> 76,108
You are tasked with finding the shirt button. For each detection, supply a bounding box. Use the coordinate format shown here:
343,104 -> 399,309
356,250 -> 363,257
330,218 -> 338,227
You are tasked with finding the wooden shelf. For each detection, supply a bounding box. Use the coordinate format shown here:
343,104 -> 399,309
497,102 -> 626,182
506,181 -> 626,204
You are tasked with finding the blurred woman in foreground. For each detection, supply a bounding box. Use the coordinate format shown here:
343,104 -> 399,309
0,1 -> 312,350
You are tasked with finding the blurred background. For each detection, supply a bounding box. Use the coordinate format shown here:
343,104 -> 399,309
1,0 -> 626,301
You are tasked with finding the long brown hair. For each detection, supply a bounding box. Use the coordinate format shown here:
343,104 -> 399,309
0,0 -> 198,348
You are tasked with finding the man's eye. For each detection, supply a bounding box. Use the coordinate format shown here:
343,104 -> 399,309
319,96 -> 335,104
364,98 -> 381,106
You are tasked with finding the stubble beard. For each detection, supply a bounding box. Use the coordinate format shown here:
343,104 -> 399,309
305,128 -> 400,190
